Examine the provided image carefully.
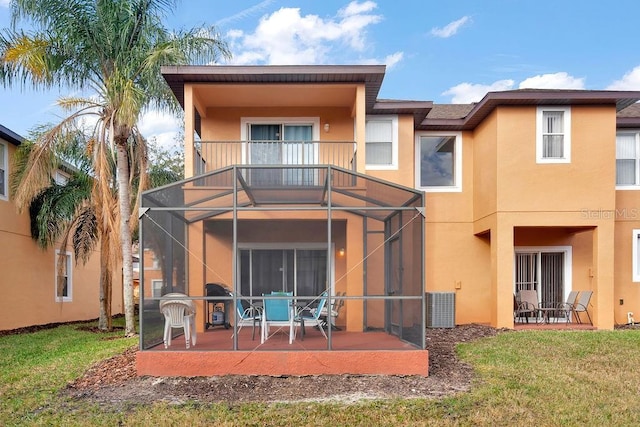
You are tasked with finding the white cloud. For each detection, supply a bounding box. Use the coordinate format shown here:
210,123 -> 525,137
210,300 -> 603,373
225,1 -> 390,66
606,66 -> 640,90
138,110 -> 182,150
383,52 -> 403,70
430,16 -> 471,38
215,0 -> 276,27
519,72 -> 585,89
442,79 -> 514,103
442,71 -> 586,103
0,0 -> 10,7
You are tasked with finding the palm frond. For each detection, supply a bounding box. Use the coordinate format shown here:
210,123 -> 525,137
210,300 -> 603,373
71,204 -> 98,264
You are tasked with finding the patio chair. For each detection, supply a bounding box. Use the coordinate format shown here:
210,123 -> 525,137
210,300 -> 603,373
232,296 -> 262,340
261,292 -> 295,344
514,289 -> 540,323
294,291 -> 328,341
159,293 -> 196,349
572,290 -> 593,325
316,291 -> 345,331
556,290 -> 579,324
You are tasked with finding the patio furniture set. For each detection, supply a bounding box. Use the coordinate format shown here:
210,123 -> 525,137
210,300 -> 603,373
159,289 -> 337,349
514,289 -> 593,325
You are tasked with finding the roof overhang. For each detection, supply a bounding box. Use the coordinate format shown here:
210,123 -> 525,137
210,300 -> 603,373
371,100 -> 433,126
0,124 -> 24,145
162,65 -> 387,113
419,90 -> 640,131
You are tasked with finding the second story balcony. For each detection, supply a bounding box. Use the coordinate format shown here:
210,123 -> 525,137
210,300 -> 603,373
193,140 -> 357,177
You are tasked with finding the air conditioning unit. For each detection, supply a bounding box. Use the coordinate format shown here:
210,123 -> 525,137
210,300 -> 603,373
426,292 -> 455,328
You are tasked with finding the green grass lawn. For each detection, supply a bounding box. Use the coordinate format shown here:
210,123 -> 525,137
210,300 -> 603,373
1,323 -> 640,426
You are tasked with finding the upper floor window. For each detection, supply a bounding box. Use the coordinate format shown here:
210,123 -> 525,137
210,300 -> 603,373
55,250 -> 73,302
0,141 -> 7,200
536,106 -> 571,163
415,132 -> 462,192
616,131 -> 640,187
54,170 -> 69,185
365,116 -> 398,169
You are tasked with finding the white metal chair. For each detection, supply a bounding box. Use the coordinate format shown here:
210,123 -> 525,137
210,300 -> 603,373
294,291 -> 328,340
233,297 -> 262,340
159,293 -> 196,349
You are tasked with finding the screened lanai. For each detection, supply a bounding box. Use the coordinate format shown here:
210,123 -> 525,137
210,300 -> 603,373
138,165 -> 425,353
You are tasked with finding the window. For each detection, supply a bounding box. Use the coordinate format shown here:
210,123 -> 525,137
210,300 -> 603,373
365,116 -> 398,169
54,170 -> 69,185
55,250 -> 72,302
536,106 -> 571,163
151,280 -> 164,298
0,141 -> 6,200
616,131 -> 640,187
633,230 -> 640,282
415,132 -> 462,192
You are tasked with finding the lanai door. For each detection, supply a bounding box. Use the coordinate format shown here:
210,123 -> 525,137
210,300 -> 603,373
239,248 -> 327,298
248,124 -> 314,185
515,248 -> 569,319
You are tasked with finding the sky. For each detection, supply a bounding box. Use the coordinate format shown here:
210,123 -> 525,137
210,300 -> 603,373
2,0 -> 640,147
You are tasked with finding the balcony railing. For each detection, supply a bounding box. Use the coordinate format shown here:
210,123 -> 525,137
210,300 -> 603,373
193,140 -> 356,176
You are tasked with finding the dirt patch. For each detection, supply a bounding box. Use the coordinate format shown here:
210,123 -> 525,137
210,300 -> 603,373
64,324 -> 502,406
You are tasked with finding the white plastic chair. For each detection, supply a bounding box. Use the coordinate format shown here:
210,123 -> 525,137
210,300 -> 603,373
159,293 -> 196,349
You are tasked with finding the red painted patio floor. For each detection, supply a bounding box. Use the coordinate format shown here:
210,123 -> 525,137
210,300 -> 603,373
136,326 -> 429,377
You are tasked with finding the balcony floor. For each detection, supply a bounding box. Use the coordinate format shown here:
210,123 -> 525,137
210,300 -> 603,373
137,326 -> 429,377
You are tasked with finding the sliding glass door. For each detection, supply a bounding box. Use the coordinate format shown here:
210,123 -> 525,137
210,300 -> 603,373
248,123 -> 316,185
239,248 -> 328,298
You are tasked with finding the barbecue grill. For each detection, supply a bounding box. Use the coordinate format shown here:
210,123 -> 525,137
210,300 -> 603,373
204,283 -> 232,329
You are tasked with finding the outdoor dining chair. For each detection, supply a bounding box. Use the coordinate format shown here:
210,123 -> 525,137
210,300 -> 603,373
572,290 -> 593,325
261,292 -> 294,344
159,293 -> 196,349
293,291 -> 328,341
232,296 -> 262,340
514,289 -> 540,323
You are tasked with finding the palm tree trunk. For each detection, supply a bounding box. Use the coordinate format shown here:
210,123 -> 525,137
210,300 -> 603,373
116,143 -> 136,336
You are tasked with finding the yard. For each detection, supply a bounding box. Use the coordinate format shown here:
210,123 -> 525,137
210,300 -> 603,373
2,319 -> 640,426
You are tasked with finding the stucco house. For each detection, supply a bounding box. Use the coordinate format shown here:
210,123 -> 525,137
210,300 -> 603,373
136,65 -> 640,377
0,124 -> 123,331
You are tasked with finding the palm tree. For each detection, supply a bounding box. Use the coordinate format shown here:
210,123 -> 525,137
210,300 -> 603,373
11,129 -> 120,330
1,0 -> 230,335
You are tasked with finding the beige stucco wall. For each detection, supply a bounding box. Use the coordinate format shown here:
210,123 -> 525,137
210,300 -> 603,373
0,141 -> 123,331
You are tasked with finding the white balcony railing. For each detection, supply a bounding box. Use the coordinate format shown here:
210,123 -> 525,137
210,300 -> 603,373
193,140 -> 357,176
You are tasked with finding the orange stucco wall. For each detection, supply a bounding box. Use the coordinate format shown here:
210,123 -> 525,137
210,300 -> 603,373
0,141 -> 123,331
179,81 -> 635,331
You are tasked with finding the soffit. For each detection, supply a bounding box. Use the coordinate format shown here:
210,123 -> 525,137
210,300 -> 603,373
193,84 -> 358,109
162,65 -> 385,112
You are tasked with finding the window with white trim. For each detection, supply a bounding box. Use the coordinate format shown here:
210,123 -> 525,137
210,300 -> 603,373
151,280 -> 164,298
415,132 -> 462,192
616,131 -> 640,187
633,230 -> 640,282
536,106 -> 571,163
0,141 -> 7,200
365,116 -> 398,169
55,250 -> 73,302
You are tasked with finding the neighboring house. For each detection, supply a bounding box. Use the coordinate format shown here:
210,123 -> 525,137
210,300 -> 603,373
0,124 -> 123,331
137,65 -> 640,376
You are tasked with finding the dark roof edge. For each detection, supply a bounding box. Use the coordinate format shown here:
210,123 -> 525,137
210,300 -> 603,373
420,90 -> 640,131
161,64 -> 387,77
0,124 -> 24,145
617,117 -> 640,128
